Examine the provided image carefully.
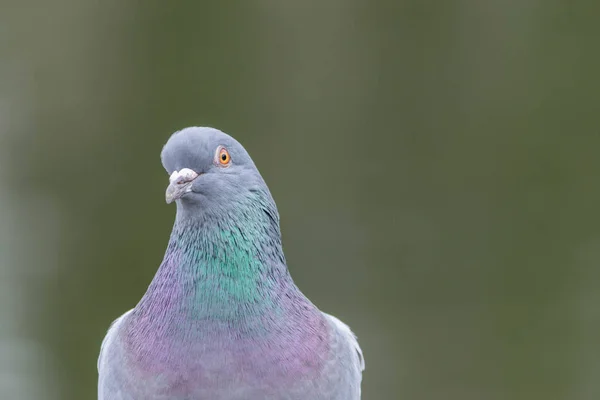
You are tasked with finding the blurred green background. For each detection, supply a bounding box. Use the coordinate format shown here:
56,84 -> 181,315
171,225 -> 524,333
1,1 -> 599,399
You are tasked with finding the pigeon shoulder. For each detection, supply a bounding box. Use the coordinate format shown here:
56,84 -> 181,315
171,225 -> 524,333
323,312 -> 364,372
97,309 -> 133,372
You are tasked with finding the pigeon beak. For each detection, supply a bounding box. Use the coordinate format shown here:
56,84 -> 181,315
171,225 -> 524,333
165,168 -> 200,204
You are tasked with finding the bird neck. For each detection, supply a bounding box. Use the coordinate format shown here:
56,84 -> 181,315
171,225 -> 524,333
125,192 -> 330,376
135,192 -> 301,327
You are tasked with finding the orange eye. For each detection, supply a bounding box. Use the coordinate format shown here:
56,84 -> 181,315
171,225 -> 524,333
217,147 -> 231,166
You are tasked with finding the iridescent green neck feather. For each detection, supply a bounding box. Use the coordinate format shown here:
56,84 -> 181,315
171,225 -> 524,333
136,188 -> 294,327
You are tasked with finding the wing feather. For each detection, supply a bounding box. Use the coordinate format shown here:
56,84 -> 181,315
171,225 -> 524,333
97,309 -> 132,372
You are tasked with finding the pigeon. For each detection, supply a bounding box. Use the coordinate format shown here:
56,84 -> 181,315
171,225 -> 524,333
97,127 -> 364,399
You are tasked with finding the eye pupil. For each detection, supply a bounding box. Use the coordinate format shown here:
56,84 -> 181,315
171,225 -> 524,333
221,153 -> 227,161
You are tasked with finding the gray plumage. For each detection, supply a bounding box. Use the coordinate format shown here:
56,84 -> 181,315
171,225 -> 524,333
98,127 -> 364,399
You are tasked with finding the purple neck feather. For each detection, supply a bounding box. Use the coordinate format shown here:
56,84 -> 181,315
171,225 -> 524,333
123,192 -> 330,384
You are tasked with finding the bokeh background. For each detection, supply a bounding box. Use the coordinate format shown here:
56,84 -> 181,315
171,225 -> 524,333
1,1 -> 599,399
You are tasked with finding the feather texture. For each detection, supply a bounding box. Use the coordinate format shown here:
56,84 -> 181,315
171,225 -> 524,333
97,127 -> 364,399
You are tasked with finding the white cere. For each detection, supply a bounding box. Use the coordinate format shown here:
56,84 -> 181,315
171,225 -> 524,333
169,168 -> 199,185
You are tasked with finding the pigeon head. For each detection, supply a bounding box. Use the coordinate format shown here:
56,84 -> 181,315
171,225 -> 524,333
161,127 -> 268,215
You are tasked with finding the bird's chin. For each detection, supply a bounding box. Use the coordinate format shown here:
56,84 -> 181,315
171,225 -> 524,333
176,192 -> 206,208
